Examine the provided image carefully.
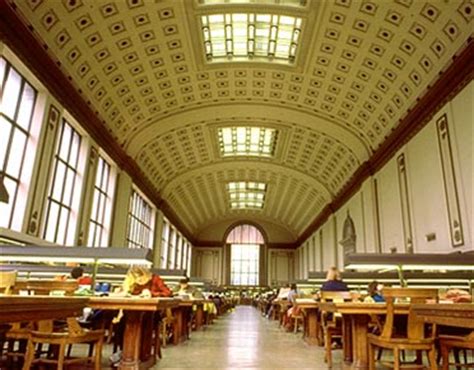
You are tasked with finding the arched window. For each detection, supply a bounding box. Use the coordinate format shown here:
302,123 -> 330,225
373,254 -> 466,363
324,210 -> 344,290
227,224 -> 264,286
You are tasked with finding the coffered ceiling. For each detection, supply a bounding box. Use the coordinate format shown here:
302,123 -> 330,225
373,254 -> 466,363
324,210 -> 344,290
5,0 -> 473,242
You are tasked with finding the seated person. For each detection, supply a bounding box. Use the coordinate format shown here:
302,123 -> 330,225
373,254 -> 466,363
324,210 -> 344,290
176,277 -> 203,299
444,288 -> 472,303
321,267 -> 349,292
71,266 -> 93,286
364,280 -> 385,302
121,266 -> 172,298
276,284 -> 291,299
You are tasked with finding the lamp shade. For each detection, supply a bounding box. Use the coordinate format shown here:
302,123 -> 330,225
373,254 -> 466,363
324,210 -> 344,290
0,245 -> 153,265
344,253 -> 474,271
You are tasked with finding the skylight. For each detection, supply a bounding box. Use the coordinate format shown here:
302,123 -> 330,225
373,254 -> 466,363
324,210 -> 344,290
227,182 -> 267,209
218,127 -> 277,157
201,13 -> 302,62
200,0 -> 306,6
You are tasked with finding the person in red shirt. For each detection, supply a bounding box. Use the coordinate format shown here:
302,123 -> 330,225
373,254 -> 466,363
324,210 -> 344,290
70,266 -> 93,286
122,265 -> 172,297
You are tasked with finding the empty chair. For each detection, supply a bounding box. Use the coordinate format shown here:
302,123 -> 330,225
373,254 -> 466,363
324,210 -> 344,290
320,291 -> 353,368
368,288 -> 438,370
439,334 -> 474,370
22,318 -> 104,370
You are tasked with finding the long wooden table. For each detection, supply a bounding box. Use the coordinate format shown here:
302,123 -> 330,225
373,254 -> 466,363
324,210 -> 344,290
319,302 -> 410,369
0,295 -> 88,324
411,303 -> 474,329
295,299 -> 321,345
89,296 -> 179,370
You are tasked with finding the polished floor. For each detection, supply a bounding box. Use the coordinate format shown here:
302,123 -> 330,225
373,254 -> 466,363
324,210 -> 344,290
156,306 -> 337,369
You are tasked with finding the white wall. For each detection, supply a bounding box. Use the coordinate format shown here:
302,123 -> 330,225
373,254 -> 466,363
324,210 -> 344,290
300,80 -> 473,270
192,247 -> 223,285
268,249 -> 295,286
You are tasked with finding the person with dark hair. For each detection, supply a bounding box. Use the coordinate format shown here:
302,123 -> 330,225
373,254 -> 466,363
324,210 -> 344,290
321,266 -> 349,292
70,266 -> 92,286
364,280 -> 385,302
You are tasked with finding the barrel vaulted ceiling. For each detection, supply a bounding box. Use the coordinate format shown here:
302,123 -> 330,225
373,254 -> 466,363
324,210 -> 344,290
7,0 -> 473,241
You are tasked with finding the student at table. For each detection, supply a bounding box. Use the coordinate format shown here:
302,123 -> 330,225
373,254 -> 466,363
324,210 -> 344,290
321,267 -> 349,292
364,280 -> 385,302
109,266 -> 172,364
71,266 -> 93,286
122,266 -> 172,298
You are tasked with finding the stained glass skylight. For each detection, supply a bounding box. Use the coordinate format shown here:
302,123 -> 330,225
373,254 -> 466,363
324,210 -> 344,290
218,127 -> 277,157
227,182 -> 267,209
201,13 -> 302,62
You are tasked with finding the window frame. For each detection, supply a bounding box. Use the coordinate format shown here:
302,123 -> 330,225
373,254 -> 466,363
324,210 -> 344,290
126,188 -> 155,249
87,154 -> 117,247
43,117 -> 85,245
0,57 -> 39,231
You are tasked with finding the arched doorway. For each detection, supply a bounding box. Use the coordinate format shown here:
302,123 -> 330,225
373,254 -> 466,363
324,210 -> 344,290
226,224 -> 265,286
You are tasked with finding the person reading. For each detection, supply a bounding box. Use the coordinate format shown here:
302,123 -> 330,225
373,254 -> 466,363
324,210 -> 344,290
122,266 -> 172,298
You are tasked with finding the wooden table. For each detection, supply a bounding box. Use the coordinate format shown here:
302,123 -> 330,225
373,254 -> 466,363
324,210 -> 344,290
319,302 -> 410,369
89,296 -> 178,370
412,303 -> 474,329
295,299 -> 321,345
174,299 -> 205,342
0,295 -> 88,323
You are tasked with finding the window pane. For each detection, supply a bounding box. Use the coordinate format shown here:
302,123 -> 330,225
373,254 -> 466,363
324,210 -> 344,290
6,129 -> 27,178
0,116 -> 12,166
17,83 -> 35,130
2,67 -> 21,120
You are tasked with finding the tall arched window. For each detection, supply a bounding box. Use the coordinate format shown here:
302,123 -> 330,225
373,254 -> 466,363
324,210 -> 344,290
227,224 -> 264,286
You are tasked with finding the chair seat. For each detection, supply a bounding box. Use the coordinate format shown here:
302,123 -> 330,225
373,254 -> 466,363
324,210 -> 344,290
368,333 -> 435,349
439,333 -> 474,349
30,329 -> 104,343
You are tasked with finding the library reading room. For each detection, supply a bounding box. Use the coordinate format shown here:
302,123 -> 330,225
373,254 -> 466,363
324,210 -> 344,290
0,0 -> 473,369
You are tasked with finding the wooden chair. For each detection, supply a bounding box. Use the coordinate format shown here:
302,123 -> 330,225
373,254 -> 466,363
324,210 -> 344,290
5,279 -> 78,366
22,318 -> 104,370
367,288 -> 439,370
320,291 -> 353,368
439,332 -> 474,370
0,270 -> 17,294
160,308 -> 176,347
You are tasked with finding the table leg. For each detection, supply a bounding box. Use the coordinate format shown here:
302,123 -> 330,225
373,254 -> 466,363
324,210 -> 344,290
139,312 -> 155,366
351,314 -> 370,369
195,305 -> 204,330
304,308 -> 320,346
340,316 -> 351,363
119,311 -> 144,370
173,308 -> 183,345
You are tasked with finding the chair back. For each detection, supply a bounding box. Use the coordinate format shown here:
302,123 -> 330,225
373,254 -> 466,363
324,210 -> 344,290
15,279 -> 78,296
380,287 -> 438,340
320,291 -> 352,303
0,270 -> 17,294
